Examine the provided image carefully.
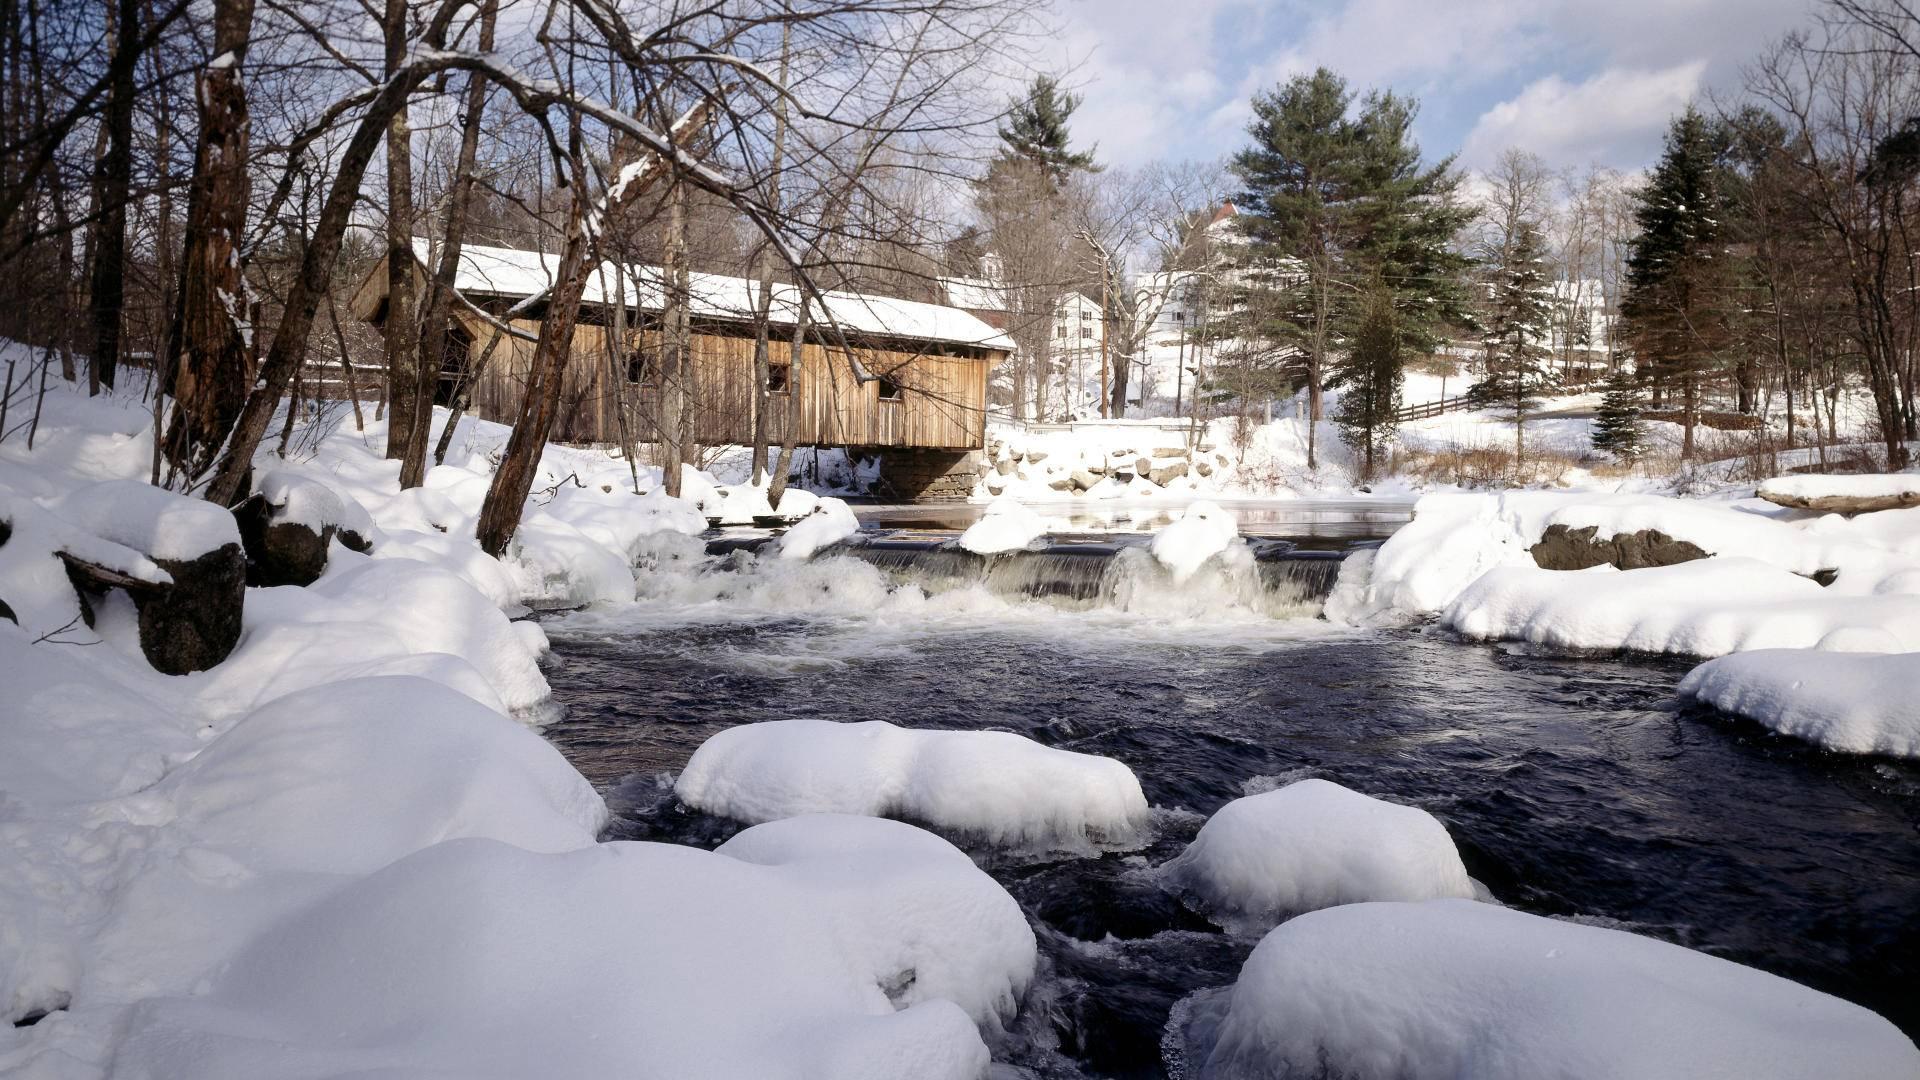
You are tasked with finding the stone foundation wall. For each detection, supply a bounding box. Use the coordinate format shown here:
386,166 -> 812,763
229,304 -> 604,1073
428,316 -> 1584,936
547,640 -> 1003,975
868,449 -> 984,502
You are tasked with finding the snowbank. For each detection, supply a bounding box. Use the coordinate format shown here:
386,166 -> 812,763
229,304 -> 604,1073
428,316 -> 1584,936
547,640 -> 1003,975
1680,650 -> 1920,758
1149,500 -> 1241,582
675,717 -> 1150,849
958,497 -> 1046,554
1333,490 -> 1920,656
1163,779 -> 1474,930
1443,558 -> 1920,656
113,820 -> 1026,1080
1184,899 -> 1920,1080
777,497 -> 861,560
255,469 -> 371,537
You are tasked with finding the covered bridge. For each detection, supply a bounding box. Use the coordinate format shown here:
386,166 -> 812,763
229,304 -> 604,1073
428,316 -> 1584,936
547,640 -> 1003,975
349,241 -> 1013,496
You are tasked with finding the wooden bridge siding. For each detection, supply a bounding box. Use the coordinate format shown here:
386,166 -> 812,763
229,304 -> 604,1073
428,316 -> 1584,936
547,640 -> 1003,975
448,312 -> 991,450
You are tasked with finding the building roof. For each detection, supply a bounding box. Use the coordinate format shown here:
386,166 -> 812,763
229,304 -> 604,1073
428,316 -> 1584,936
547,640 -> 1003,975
380,240 -> 1014,353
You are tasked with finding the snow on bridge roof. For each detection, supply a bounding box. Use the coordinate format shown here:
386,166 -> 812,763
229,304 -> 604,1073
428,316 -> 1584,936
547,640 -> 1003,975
396,240 -> 1014,354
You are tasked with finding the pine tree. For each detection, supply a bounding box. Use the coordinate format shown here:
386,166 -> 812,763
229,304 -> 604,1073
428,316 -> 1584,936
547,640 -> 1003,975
994,75 -> 1098,187
1622,109 -> 1730,458
1591,366 -> 1647,460
1226,67 -> 1471,469
1330,282 -> 1404,480
1469,220 -> 1556,463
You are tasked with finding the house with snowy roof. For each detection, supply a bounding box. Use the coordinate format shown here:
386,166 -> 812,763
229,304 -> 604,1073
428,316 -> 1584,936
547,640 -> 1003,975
349,241 -> 1013,493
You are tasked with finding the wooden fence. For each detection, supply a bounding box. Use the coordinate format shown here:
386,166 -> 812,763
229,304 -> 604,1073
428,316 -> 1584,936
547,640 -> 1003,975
1393,395 -> 1473,423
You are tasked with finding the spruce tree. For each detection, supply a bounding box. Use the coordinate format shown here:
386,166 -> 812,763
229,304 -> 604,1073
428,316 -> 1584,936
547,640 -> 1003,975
1622,109 -> 1729,458
1591,366 -> 1647,460
995,75 -> 1098,187
1330,283 -> 1404,480
1469,220 -> 1556,463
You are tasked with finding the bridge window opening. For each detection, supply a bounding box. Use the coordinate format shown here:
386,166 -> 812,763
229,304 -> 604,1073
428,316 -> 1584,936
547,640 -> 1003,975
877,376 -> 903,401
626,350 -> 651,384
766,362 -> 790,393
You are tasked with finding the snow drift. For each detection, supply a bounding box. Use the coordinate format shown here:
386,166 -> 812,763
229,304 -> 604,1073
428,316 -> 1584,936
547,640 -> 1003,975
1680,649 -> 1920,758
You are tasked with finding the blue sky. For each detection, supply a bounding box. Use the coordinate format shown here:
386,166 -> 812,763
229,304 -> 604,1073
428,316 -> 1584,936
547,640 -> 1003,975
1053,0 -> 1818,176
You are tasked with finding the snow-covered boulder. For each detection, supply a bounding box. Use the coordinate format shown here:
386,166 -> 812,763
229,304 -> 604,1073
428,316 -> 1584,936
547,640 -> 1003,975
1150,500 -> 1240,582
778,497 -> 860,560
715,815 -> 1036,1026
1680,649 -> 1920,758
1180,899 -> 1920,1080
113,821 -> 1030,1080
1163,779 -> 1474,930
675,718 -> 1150,850
958,497 -> 1046,554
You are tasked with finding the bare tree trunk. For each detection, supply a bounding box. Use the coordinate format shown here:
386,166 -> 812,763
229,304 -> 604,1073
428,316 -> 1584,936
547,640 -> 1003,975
327,289 -> 364,431
203,50 -> 447,506
159,0 -> 252,482
380,0 -> 420,472
405,0 -> 494,488
766,305 -> 807,508
475,185 -> 594,556
658,177 -> 691,497
88,0 -> 138,392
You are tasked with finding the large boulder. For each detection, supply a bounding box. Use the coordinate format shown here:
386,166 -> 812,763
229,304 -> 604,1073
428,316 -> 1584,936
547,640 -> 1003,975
1529,523 -> 1709,571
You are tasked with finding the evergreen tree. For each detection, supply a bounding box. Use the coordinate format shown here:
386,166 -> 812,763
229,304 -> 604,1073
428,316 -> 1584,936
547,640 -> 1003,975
1591,366 -> 1647,460
1226,67 -> 1472,468
994,75 -> 1098,187
1329,282 -> 1404,480
1622,109 -> 1731,458
1469,220 -> 1556,462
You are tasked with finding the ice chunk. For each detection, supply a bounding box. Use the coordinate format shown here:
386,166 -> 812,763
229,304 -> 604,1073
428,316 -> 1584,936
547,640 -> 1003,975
1162,779 -> 1473,930
1149,500 -> 1240,582
676,717 -> 1150,849
777,496 -> 860,560
1680,649 -> 1920,758
1185,899 -> 1920,1080
958,497 -> 1046,554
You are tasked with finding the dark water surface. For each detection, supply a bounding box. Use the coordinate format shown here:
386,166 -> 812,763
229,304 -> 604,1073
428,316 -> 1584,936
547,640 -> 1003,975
538,585 -> 1920,1078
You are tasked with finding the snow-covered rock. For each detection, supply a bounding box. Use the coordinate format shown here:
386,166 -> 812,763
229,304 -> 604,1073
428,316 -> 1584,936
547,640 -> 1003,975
113,819 -> 1029,1080
1163,779 -> 1474,930
1182,899 -> 1920,1080
1680,649 -> 1920,758
958,497 -> 1046,554
676,717 -> 1150,850
778,497 -> 860,560
1149,500 -> 1240,582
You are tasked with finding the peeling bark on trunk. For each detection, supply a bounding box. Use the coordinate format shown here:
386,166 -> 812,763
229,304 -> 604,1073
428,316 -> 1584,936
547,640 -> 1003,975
160,0 -> 253,483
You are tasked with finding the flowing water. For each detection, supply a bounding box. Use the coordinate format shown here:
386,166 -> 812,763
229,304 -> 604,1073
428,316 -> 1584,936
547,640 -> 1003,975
536,521 -> 1920,1079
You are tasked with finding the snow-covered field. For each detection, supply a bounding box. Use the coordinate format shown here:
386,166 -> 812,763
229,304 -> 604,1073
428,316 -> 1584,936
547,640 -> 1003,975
4,350 -> 1919,1078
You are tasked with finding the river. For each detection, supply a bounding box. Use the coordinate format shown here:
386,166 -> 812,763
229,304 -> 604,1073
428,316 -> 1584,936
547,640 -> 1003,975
534,502 -> 1920,1079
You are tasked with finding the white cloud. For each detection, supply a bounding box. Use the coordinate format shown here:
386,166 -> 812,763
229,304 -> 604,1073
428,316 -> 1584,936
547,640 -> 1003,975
1460,61 -> 1708,171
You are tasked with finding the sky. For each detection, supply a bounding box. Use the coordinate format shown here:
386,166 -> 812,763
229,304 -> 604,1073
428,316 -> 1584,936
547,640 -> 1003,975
1051,0 -> 1820,179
